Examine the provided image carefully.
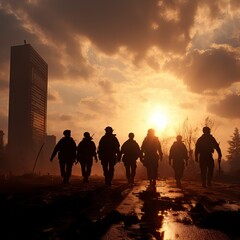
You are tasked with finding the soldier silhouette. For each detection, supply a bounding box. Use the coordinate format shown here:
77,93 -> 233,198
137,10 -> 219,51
195,126 -> 222,187
169,135 -> 189,188
141,128 -> 163,186
119,132 -> 141,184
77,132 -> 98,183
97,126 -> 120,186
50,130 -> 77,184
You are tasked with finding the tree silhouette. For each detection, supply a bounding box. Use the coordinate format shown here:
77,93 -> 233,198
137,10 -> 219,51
181,117 -> 199,161
227,128 -> 240,172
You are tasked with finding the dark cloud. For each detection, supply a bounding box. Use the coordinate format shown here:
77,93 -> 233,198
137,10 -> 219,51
75,111 -> 98,121
0,8 -> 33,63
0,4 -> 93,82
59,114 -> 72,121
230,0 -> 240,9
1,0 -> 199,58
208,94 -> 240,118
98,80 -> 115,94
47,93 -> 58,101
79,96 -> 118,117
2,0 -> 239,82
48,113 -> 73,121
167,46 -> 240,93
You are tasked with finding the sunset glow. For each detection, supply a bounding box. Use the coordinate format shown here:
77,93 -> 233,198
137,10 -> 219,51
0,0 -> 240,160
149,111 -> 168,132
148,109 -> 170,134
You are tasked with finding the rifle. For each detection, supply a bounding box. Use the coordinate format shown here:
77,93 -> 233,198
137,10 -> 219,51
32,143 -> 44,173
218,159 -> 221,173
217,142 -> 221,173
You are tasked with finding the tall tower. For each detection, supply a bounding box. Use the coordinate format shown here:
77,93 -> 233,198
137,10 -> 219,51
8,43 -> 48,173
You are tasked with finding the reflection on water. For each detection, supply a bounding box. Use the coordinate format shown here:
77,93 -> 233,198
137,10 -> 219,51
104,180 -> 238,240
139,185 -> 164,239
138,184 -> 187,240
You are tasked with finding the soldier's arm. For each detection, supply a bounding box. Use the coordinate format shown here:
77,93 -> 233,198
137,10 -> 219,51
184,145 -> 189,165
214,139 -> 222,161
50,145 -> 58,160
158,140 -> 163,161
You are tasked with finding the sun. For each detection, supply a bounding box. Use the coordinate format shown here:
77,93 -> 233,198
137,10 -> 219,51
148,111 -> 168,132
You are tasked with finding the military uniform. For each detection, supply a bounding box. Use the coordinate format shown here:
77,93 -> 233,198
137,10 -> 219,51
77,132 -> 98,183
195,127 -> 222,187
50,130 -> 77,183
141,129 -> 163,186
98,127 -> 120,186
169,136 -> 188,187
120,133 -> 141,184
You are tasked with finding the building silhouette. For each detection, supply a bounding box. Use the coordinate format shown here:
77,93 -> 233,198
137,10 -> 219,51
8,43 -> 48,173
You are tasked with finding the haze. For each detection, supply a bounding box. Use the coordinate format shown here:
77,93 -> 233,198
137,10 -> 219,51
1,0 -> 240,164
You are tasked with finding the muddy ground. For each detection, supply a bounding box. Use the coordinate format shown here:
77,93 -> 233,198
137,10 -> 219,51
0,175 -> 239,240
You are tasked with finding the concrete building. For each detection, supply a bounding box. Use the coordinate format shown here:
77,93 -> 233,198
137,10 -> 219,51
8,43 -> 48,173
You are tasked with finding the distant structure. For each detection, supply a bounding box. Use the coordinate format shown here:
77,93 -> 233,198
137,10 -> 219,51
8,43 -> 48,173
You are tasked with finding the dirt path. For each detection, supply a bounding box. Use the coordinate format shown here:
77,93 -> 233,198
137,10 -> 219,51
103,179 -> 240,240
0,175 -> 131,239
0,176 -> 239,240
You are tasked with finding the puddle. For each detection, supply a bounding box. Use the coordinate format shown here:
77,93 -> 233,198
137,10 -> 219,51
103,180 -> 237,240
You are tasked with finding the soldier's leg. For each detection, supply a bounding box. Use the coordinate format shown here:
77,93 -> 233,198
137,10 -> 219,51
80,161 -> 89,183
207,160 -> 214,186
173,167 -> 181,187
146,166 -> 151,181
125,163 -> 131,183
108,160 -> 115,185
65,162 -> 73,183
179,162 -> 184,179
86,159 -> 93,177
101,160 -> 110,185
59,160 -> 66,180
200,161 -> 207,187
173,167 -> 179,181
150,161 -> 158,186
130,161 -> 137,183
80,162 -> 86,177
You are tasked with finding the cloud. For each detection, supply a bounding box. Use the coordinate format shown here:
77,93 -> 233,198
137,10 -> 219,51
208,94 -> 240,118
1,0 -> 240,152
2,0 -> 239,83
79,96 -> 117,117
48,113 -> 72,121
0,0 -> 199,58
47,91 -> 61,102
167,45 -> 240,93
98,80 -> 115,94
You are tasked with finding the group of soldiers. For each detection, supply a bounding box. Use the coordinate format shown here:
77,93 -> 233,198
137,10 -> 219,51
50,126 -> 222,188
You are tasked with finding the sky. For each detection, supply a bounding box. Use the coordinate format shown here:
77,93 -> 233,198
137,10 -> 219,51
1,0 -> 240,159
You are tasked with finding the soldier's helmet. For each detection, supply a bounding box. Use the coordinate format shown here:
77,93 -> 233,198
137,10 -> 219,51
176,135 -> 182,141
84,132 -> 91,138
147,128 -> 155,136
203,126 -> 211,134
63,129 -> 71,136
128,132 -> 134,139
105,126 -> 113,133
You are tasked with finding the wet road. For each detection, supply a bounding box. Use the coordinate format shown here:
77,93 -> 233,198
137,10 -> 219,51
0,176 -> 239,239
103,179 -> 240,240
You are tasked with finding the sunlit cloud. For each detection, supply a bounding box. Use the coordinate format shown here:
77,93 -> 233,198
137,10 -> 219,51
208,93 -> 240,118
1,0 -> 240,158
